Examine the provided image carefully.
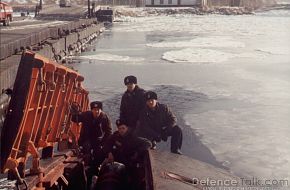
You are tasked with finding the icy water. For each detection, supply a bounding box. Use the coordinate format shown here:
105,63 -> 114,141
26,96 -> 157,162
72,9 -> 290,181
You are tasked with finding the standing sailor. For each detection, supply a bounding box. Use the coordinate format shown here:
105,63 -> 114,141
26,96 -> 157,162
71,101 -> 112,161
120,75 -> 146,130
71,101 -> 112,189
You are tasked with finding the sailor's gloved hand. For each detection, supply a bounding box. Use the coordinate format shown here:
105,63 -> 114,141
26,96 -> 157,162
70,102 -> 80,115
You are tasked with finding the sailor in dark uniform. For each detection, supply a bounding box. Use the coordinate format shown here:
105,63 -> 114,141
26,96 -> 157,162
71,101 -> 113,189
71,101 -> 112,162
120,75 -> 146,130
103,119 -> 151,166
136,91 -> 183,154
102,119 -> 151,190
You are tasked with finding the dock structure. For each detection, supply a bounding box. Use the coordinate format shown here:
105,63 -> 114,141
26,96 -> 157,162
149,150 -> 240,190
37,4 -> 88,19
0,5 -> 110,128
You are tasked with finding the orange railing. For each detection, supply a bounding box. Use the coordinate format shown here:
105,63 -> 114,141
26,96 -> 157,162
0,51 -> 88,179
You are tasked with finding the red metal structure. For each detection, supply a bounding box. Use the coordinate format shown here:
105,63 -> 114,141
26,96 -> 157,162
0,50 -> 159,190
0,51 -> 89,189
0,2 -> 13,26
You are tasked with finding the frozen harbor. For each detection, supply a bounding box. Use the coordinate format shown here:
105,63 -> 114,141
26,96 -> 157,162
72,8 -> 290,181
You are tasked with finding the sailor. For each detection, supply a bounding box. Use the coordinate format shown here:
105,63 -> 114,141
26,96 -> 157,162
103,119 -> 151,167
136,91 -> 183,155
102,119 -> 151,190
71,101 -> 112,161
120,75 -> 146,130
71,101 -> 113,189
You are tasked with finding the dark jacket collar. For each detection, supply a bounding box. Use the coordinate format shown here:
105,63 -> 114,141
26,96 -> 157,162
126,85 -> 140,94
90,111 -> 104,119
146,102 -> 160,113
116,129 -> 133,139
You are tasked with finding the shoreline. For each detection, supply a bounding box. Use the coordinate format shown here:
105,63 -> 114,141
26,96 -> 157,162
0,18 -> 104,127
113,6 -> 254,18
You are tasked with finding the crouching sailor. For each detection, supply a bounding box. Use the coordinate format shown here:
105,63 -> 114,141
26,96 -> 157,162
102,119 -> 151,190
136,91 -> 183,154
103,119 -> 151,166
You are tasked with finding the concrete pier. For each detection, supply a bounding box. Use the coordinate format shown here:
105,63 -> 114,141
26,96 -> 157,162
149,150 -> 241,190
0,13 -> 105,127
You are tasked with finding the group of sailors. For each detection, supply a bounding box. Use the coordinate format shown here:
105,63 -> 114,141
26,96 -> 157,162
70,75 -> 183,189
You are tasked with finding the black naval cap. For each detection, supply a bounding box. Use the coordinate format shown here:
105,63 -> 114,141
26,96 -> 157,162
124,75 -> 137,85
115,119 -> 128,127
145,91 -> 157,101
90,101 -> 102,110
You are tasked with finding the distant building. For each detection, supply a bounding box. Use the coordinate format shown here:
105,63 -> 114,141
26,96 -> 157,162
145,0 -> 275,8
204,0 -> 241,7
145,0 -> 201,7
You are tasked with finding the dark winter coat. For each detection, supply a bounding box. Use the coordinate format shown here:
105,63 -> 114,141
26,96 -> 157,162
120,85 -> 146,129
103,131 -> 151,165
72,111 -> 112,148
137,103 -> 177,140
